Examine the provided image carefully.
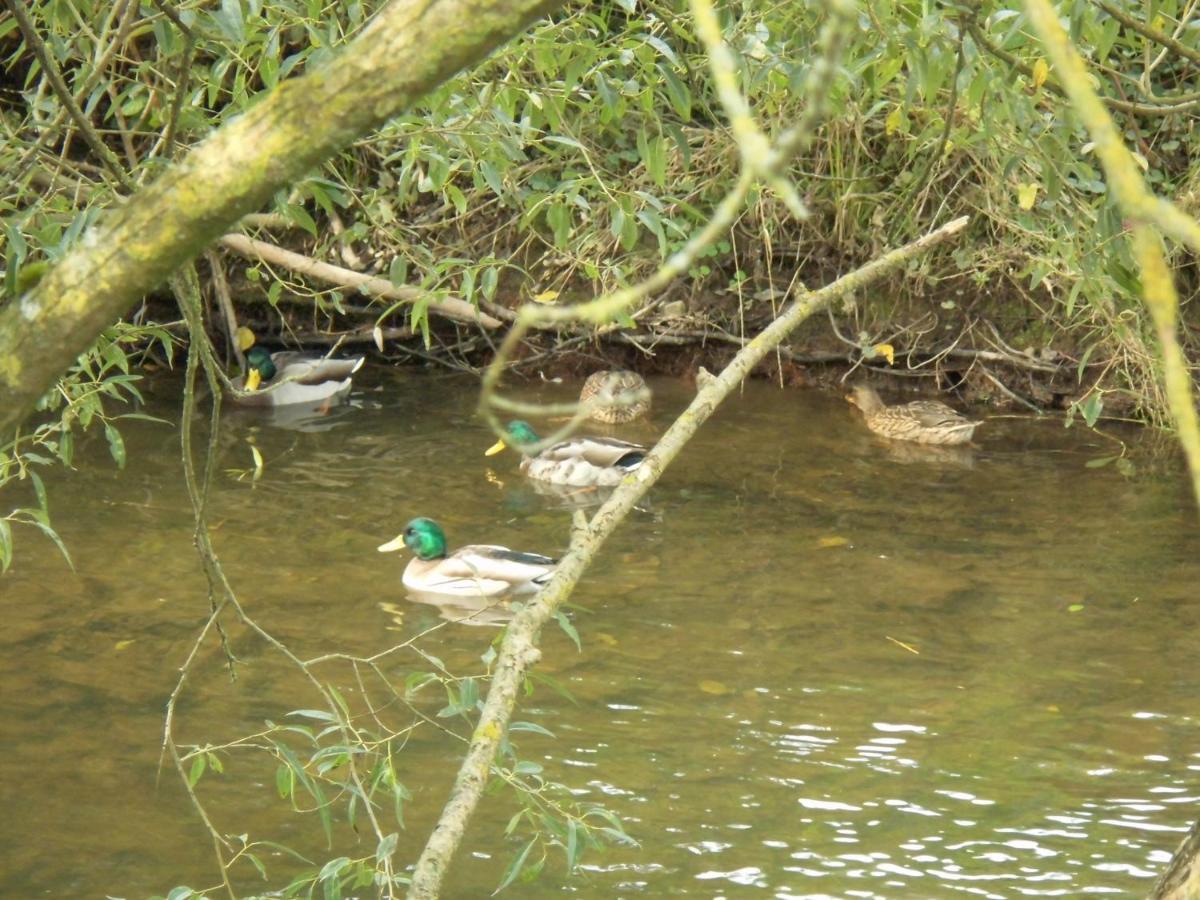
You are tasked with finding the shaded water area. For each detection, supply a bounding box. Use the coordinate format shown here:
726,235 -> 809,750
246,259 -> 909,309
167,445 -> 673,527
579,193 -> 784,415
3,368 -> 1199,898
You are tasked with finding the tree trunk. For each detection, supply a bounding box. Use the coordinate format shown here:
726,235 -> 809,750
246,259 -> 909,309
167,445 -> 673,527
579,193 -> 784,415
1151,818 -> 1200,899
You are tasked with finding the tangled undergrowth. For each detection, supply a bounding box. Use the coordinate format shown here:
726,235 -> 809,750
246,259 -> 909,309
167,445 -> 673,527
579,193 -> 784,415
3,0 -> 1200,523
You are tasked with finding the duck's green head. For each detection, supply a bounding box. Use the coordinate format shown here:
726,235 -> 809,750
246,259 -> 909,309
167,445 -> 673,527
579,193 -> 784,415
377,517 -> 447,560
484,420 -> 539,456
244,346 -> 276,391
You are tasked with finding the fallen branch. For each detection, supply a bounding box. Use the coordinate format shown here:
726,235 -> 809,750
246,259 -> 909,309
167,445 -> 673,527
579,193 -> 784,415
216,233 -> 502,328
406,214 -> 969,898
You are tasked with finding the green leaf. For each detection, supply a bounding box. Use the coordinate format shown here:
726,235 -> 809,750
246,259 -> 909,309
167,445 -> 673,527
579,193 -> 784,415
554,611 -> 581,651
244,851 -> 268,881
275,763 -> 294,799
29,471 -> 47,512
318,856 -> 350,882
445,183 -> 467,215
289,708 -> 337,723
104,423 -> 126,469
388,256 -> 409,288
376,833 -> 399,865
479,160 -> 505,198
547,203 -> 572,248
640,34 -> 678,65
509,720 -> 556,738
188,754 -> 207,787
566,818 -> 579,871
30,519 -> 73,571
0,519 -> 12,573
284,203 -> 318,237
660,66 -> 692,120
481,265 -> 499,301
1080,393 -> 1103,427
214,0 -> 245,43
495,838 -> 537,894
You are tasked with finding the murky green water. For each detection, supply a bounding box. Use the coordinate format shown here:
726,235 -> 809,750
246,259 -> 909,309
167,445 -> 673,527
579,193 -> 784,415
3,369 -> 1198,898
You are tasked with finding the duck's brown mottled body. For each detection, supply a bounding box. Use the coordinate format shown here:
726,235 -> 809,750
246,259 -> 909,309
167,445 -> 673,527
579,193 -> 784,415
580,370 -> 651,424
847,385 -> 981,446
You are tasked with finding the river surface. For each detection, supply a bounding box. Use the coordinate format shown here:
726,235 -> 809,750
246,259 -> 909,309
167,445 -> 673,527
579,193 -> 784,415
2,368 -> 1198,898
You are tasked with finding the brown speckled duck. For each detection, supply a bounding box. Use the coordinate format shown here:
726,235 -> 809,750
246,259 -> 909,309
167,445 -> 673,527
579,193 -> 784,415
846,384 -> 981,446
580,370 -> 650,424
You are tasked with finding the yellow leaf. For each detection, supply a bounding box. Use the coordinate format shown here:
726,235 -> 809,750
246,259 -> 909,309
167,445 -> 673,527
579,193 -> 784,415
1151,15 -> 1166,31
1032,58 -> 1049,90
236,327 -> 257,351
885,106 -> 903,136
817,536 -> 849,549
1131,151 -> 1149,173
872,343 -> 895,365
250,445 -> 264,481
699,680 -> 733,695
114,639 -> 135,651
1017,182 -> 1038,210
532,289 -> 560,304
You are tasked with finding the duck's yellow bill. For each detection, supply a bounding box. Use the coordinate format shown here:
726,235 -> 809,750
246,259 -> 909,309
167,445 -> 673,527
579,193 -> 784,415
377,535 -> 406,553
244,369 -> 263,391
484,439 -> 507,456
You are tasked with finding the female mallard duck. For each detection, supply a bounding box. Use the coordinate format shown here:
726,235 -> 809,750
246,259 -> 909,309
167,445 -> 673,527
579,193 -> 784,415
377,517 -> 556,599
846,384 -> 982,446
485,420 -> 647,487
580,370 -> 651,424
234,346 -> 365,407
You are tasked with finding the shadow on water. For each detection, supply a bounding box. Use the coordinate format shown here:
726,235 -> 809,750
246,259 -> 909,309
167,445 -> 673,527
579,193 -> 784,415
2,367 -> 1198,897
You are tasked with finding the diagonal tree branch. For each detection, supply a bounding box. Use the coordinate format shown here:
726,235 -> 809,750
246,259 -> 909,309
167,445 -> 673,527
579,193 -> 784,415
406,213 -> 969,898
0,0 -> 566,438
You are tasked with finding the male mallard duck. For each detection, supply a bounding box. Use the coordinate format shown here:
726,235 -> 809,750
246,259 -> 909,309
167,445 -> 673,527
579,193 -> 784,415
234,346 -> 365,407
580,370 -> 651,424
377,517 -> 556,598
485,419 -> 647,487
846,384 -> 982,446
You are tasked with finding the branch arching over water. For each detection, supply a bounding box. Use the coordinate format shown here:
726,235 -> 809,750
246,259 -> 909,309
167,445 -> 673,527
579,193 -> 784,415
407,214 -> 969,897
